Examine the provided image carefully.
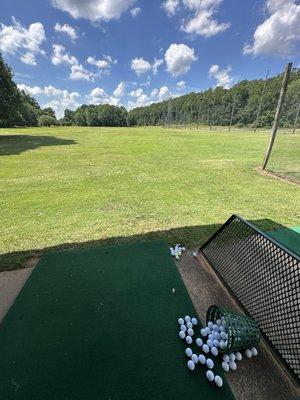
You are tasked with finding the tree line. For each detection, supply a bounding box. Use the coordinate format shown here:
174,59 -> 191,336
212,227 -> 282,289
1,51 -> 299,129
127,69 -> 300,128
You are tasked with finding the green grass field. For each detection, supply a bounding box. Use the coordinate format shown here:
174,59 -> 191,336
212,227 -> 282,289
0,126 -> 299,270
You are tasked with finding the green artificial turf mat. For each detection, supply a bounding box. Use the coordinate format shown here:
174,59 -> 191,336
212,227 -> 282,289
266,226 -> 300,257
0,240 -> 234,399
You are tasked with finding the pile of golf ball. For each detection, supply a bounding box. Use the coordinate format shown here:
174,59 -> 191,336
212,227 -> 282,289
170,244 -> 186,260
178,314 -> 259,388
178,315 -> 223,388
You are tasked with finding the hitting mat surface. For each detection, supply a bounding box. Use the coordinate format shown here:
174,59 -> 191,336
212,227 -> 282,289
0,240 -> 234,399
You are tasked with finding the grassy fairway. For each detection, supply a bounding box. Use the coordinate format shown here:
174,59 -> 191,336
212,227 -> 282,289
0,126 -> 299,270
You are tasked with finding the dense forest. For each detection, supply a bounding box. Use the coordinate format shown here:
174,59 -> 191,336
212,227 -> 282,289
127,69 -> 300,128
1,51 -> 299,128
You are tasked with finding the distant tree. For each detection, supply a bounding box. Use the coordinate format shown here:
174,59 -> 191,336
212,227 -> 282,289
42,107 -> 56,119
18,91 -> 41,126
59,109 -> 75,126
38,114 -> 57,127
0,52 -> 21,127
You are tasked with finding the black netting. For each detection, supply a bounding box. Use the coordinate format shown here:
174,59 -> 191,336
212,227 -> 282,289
200,215 -> 300,383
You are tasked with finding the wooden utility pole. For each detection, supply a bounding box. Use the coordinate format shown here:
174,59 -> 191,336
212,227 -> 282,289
262,62 -> 292,170
292,102 -> 300,134
228,91 -> 238,131
254,69 -> 269,132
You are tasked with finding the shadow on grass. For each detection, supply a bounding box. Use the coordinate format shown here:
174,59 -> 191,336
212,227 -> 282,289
0,218 -> 287,271
0,135 -> 76,156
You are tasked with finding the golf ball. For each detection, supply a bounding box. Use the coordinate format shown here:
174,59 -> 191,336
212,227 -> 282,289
213,332 -> 220,340
213,324 -> 219,331
175,255 -> 179,260
201,328 -> 208,337
211,347 -> 218,357
186,335 -> 192,345
206,358 -> 214,369
222,354 -> 230,363
178,318 -> 184,325
219,340 -> 227,350
196,338 -> 203,347
229,361 -> 237,370
179,331 -> 186,340
192,251 -> 198,258
220,331 -> 228,340
207,339 -> 213,348
207,321 -> 213,329
180,325 -> 187,333
213,339 -> 220,348
251,347 -> 258,356
206,370 -> 215,382
184,316 -> 191,323
235,351 -> 242,361
187,360 -> 195,371
245,349 -> 252,358
202,344 -> 209,354
216,319 -> 222,326
187,328 -> 194,336
222,361 -> 230,372
191,354 -> 199,364
185,347 -> 193,357
205,327 -> 211,335
214,375 -> 223,388
198,354 -> 206,364
181,247 -> 186,252
208,334 -> 214,341
229,352 -> 235,361
172,288 -> 176,293
186,322 -> 193,329
191,318 -> 197,326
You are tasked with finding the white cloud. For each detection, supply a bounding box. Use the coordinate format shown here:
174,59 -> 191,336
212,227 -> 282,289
243,0 -> 300,57
70,64 -> 95,81
130,7 -> 141,17
51,44 -> 78,65
54,23 -> 78,40
164,43 -> 197,76
208,64 -> 233,88
17,84 -> 80,117
163,0 -> 180,16
128,93 -> 151,109
181,0 -> 230,37
51,0 -> 136,21
0,17 -> 45,65
87,55 -> 117,69
131,57 -> 163,76
158,86 -> 172,101
177,80 -> 186,88
131,57 -> 152,75
87,87 -> 121,106
151,88 -> 159,97
113,82 -> 125,97
130,88 -> 144,97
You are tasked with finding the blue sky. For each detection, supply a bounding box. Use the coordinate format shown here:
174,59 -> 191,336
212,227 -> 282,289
1,0 -> 299,117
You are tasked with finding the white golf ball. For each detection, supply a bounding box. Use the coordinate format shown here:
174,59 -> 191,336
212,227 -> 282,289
207,339 -> 213,348
251,347 -> 258,356
213,339 -> 220,348
192,251 -> 198,258
179,331 -> 186,340
175,255 -> 179,260
220,331 -> 227,340
187,360 -> 195,371
206,370 -> 215,382
185,347 -> 193,357
201,328 -> 208,337
219,340 -> 227,350
178,318 -> 184,325
245,349 -> 252,358
214,375 -> 223,388
222,361 -> 230,372
208,334 -> 214,341
186,335 -> 192,345
219,326 -> 225,332
184,316 -> 191,323
186,322 -> 193,329
222,354 -> 230,363
180,325 -> 187,333
213,324 -> 219,331
235,351 -> 242,361
213,332 -> 220,340
191,318 -> 197,326
191,354 -> 199,364
202,344 -> 209,353
229,352 -> 235,361
187,328 -> 194,336
229,361 -> 237,370
216,319 -> 222,326
181,247 -> 186,252
211,346 -> 218,357
198,354 -> 206,364
208,321 -> 213,329
196,338 -> 203,347
206,358 -> 214,369
205,327 -> 211,335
